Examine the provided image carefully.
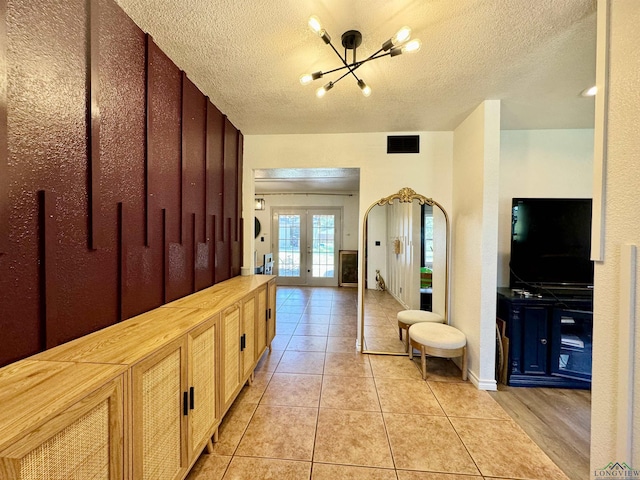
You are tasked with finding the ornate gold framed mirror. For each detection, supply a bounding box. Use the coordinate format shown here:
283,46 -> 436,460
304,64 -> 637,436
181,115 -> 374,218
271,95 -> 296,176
359,187 -> 450,355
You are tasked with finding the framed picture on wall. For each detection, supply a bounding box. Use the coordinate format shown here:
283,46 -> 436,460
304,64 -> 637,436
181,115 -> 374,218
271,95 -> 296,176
338,250 -> 358,287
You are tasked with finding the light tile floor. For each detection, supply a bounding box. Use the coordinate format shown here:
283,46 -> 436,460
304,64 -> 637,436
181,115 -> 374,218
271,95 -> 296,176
187,286 -> 570,480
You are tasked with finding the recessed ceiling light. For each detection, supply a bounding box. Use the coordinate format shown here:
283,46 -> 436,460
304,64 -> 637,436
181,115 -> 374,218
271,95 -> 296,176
580,86 -> 597,97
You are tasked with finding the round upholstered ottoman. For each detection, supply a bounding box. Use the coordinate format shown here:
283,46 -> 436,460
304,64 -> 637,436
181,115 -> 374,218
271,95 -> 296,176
397,310 -> 445,351
408,322 -> 467,381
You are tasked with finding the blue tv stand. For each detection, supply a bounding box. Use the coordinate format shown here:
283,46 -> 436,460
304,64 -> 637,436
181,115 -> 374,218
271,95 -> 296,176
497,288 -> 592,389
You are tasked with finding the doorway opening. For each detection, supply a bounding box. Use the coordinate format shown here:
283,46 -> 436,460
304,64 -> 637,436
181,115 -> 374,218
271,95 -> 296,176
253,168 -> 360,287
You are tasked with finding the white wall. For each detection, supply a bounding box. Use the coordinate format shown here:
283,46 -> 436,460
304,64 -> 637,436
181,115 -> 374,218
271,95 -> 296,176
452,100 -> 501,390
591,0 -> 640,472
243,132 -> 454,345
253,193 -> 358,269
498,129 -> 594,286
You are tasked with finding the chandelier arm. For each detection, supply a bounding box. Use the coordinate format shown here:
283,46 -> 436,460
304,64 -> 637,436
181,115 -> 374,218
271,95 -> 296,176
358,47 -> 388,63
327,41 -> 361,82
331,69 -> 354,86
321,64 -> 354,76
321,50 -> 391,78
347,52 -> 391,70
326,60 -> 366,79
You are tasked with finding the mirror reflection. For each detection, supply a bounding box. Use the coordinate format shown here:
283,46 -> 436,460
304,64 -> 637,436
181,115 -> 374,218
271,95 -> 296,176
360,188 -> 449,355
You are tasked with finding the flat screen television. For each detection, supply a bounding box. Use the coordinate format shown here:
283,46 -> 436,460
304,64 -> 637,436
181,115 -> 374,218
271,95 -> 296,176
509,198 -> 594,293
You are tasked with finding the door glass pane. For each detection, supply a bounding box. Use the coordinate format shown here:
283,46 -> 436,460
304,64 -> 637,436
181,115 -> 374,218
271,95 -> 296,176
311,214 -> 335,278
278,214 -> 300,277
555,309 -> 592,381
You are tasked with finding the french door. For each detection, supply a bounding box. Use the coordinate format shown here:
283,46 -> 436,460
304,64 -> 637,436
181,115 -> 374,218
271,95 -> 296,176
272,208 -> 341,286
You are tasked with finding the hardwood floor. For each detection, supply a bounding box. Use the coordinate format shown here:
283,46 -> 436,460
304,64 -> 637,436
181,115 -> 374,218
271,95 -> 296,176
489,385 -> 591,480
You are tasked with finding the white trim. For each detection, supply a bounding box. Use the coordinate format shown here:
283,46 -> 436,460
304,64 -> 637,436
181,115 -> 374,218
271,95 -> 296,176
617,244 -> 637,462
466,368 -> 498,391
591,0 -> 610,262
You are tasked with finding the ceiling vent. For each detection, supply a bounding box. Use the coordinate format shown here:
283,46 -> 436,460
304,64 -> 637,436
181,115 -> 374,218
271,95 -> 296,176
387,135 -> 419,154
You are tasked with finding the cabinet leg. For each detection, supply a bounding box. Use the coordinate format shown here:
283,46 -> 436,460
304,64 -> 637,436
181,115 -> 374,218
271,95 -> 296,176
206,438 -> 214,454
213,428 -> 219,443
248,372 -> 254,385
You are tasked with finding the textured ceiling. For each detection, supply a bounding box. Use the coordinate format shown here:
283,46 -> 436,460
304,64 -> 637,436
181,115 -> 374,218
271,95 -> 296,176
254,168 -> 360,194
115,0 -> 597,135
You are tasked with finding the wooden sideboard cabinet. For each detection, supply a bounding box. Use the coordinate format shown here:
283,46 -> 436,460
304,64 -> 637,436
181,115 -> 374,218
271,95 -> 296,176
241,292 -> 257,381
221,303 -> 243,414
267,278 -> 277,350
132,337 -> 189,480
256,284 -> 268,358
186,317 -> 219,461
131,314 -> 220,480
2,275 -> 275,480
0,360 -> 126,480
253,280 -> 277,360
219,284 -> 267,415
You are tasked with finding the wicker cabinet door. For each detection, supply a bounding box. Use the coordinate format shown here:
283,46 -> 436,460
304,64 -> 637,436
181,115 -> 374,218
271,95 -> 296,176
187,315 -> 219,461
221,304 -> 241,413
0,375 -> 124,480
255,285 -> 267,358
267,279 -> 277,348
132,338 -> 188,480
241,294 -> 256,378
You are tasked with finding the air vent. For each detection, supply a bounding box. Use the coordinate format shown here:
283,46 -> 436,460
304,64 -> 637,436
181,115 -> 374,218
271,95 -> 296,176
387,135 -> 420,154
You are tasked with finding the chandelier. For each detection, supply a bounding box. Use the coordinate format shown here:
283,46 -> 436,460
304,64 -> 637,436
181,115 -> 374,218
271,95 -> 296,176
300,15 -> 421,98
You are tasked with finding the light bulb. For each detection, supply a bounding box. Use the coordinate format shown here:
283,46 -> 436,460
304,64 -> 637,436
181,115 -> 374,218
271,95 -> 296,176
581,86 -> 597,97
402,39 -> 421,53
382,26 -> 412,51
308,15 -> 331,43
300,71 -> 323,85
316,81 -> 333,98
392,26 -> 411,45
308,15 -> 322,34
358,79 -> 371,97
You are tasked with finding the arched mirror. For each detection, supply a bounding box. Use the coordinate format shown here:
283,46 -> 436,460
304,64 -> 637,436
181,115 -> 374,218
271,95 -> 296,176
359,187 -> 450,355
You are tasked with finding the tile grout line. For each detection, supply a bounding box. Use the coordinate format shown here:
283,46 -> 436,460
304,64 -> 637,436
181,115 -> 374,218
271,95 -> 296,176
371,368 -> 400,477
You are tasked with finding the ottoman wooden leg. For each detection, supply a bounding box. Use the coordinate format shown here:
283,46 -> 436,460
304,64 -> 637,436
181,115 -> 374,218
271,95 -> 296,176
399,326 -> 403,341
420,345 -> 427,380
461,346 -> 468,381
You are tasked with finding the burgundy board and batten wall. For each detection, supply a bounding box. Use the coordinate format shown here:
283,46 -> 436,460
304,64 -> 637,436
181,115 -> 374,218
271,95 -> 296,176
0,0 -> 244,367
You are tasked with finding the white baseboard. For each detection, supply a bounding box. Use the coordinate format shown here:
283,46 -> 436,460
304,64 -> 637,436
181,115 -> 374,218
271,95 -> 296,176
451,357 -> 497,391
467,369 -> 497,391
